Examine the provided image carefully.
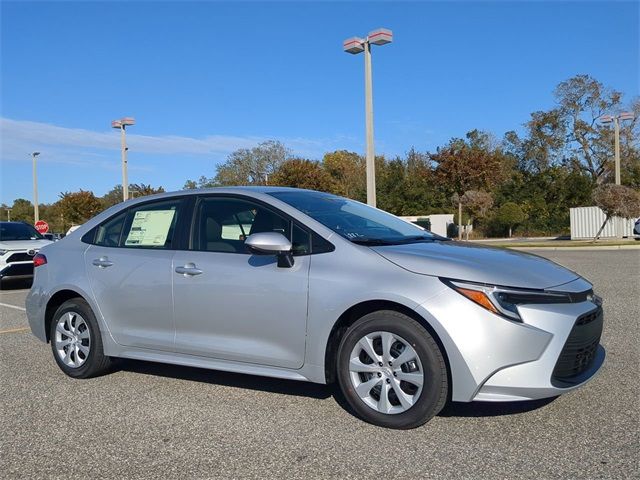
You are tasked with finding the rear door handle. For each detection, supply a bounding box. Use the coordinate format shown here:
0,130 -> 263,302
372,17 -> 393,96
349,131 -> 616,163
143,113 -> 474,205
175,263 -> 203,276
92,257 -> 113,268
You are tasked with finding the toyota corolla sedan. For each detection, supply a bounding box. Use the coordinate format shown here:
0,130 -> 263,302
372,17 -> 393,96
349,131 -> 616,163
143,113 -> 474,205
26,187 -> 605,429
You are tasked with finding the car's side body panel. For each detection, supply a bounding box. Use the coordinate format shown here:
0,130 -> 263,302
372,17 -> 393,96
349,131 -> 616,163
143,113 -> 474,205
83,245 -> 176,351
172,250 -> 311,369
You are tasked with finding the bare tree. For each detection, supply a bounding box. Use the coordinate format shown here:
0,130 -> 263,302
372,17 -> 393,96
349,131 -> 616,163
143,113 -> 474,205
592,184 -> 640,241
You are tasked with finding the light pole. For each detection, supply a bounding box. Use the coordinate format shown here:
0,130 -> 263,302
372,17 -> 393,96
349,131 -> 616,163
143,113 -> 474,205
344,28 -> 393,207
31,151 -> 40,223
111,117 -> 136,201
6,209 -> 11,221
600,112 -> 635,185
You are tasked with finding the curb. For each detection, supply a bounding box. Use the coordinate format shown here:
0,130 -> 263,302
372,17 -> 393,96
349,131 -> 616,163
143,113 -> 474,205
509,245 -> 640,251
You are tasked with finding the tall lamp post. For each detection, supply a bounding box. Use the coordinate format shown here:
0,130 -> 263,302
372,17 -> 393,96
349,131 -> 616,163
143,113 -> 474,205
31,151 -> 40,223
344,28 -> 393,207
6,209 -> 11,221
600,112 -> 635,185
111,117 -> 136,201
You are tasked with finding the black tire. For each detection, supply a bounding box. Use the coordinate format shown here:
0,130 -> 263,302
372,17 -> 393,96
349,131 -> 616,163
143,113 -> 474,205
49,297 -> 114,378
336,310 -> 448,429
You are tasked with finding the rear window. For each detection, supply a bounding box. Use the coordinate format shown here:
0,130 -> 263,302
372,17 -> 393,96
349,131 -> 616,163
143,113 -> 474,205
0,223 -> 43,241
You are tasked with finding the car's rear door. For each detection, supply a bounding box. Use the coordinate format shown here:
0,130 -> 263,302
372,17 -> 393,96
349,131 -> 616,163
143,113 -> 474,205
171,195 -> 311,369
84,197 -> 187,351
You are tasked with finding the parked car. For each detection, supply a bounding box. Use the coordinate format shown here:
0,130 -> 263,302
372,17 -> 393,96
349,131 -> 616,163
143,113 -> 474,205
634,218 -> 640,236
43,233 -> 63,242
0,221 -> 52,282
26,188 -> 605,429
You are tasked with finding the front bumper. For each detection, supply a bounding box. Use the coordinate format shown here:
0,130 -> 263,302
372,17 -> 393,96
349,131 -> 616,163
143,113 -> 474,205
0,262 -> 34,279
416,283 -> 604,402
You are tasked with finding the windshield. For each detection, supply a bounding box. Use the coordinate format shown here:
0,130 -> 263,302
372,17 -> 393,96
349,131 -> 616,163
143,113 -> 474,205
0,222 -> 44,241
269,191 -> 436,245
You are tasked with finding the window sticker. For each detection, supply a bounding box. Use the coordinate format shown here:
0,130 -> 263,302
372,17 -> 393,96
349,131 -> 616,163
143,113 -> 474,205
125,210 -> 176,246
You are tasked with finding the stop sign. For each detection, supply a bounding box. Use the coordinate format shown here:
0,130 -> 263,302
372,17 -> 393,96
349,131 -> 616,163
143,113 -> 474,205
34,220 -> 49,234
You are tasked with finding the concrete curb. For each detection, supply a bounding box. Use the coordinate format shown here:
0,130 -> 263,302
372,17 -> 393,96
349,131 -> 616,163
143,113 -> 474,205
509,245 -> 640,251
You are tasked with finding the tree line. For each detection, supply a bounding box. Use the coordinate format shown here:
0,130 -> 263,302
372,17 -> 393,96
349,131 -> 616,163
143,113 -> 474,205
3,75 -> 639,237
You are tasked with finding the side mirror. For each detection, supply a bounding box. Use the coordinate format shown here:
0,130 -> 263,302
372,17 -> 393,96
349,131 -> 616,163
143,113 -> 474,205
245,232 -> 294,268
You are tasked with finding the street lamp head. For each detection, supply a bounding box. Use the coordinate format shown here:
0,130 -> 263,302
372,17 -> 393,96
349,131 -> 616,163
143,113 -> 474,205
619,111 -> 635,121
343,37 -> 365,54
599,115 -> 613,124
112,117 -> 135,128
368,28 -> 393,45
32,152 -> 40,157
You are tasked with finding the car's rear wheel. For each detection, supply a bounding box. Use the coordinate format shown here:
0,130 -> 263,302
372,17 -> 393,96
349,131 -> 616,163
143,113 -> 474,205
336,310 -> 448,429
50,298 -> 114,378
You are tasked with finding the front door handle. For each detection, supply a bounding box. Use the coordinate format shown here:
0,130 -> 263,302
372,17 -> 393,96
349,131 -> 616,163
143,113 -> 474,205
175,263 -> 203,276
92,257 -> 114,268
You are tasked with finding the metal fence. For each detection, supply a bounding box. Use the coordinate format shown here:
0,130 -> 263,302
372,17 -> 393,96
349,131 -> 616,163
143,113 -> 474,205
570,206 -> 636,239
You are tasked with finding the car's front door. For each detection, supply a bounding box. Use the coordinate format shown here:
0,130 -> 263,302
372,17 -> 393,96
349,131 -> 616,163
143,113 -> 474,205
172,196 -> 310,369
84,198 -> 186,351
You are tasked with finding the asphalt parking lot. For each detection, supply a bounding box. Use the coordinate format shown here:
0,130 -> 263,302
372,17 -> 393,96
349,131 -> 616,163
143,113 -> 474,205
0,250 -> 638,479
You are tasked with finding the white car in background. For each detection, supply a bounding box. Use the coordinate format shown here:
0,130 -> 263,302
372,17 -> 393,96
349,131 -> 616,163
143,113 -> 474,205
0,221 -> 52,283
66,225 -> 81,236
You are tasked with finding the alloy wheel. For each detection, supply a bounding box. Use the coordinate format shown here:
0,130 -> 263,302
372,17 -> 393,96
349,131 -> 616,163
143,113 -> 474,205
54,311 -> 91,368
348,331 -> 424,414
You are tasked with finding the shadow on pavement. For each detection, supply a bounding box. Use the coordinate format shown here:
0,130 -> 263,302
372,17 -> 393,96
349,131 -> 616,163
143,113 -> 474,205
439,397 -> 557,417
118,359 -> 557,419
119,359 -> 333,400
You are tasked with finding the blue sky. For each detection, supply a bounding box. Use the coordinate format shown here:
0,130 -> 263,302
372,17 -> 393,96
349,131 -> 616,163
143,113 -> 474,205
1,0 -> 638,204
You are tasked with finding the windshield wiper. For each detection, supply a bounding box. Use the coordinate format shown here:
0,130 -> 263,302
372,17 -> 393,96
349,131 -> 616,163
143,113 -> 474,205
349,238 -> 398,246
397,235 -> 436,244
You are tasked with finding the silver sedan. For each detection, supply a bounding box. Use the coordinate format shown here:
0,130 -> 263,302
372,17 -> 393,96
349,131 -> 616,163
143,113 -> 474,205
26,187 -> 605,429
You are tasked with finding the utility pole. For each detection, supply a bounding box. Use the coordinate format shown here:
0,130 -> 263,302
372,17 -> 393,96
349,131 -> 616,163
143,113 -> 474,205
111,117 -> 136,201
31,152 -> 40,223
344,28 -> 393,207
600,112 -> 634,185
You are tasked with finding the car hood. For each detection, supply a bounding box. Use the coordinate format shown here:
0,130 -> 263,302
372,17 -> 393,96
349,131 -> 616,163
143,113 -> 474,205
372,241 -> 579,289
0,239 -> 53,251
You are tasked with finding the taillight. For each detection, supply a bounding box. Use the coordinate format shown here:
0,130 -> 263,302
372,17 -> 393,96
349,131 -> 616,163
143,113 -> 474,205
33,253 -> 47,267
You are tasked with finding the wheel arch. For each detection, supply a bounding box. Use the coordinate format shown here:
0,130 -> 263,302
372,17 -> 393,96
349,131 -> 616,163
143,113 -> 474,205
44,289 -> 89,343
323,300 -> 452,395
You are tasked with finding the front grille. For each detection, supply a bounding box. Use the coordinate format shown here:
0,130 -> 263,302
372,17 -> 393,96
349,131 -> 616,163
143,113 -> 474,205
552,307 -> 603,386
0,263 -> 34,278
6,252 -> 36,263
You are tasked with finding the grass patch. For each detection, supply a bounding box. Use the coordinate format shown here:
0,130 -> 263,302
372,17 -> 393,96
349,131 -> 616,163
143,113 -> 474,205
472,239 -> 639,248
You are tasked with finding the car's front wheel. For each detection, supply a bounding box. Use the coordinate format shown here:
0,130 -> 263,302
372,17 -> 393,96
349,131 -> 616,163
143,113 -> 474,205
50,298 -> 114,378
336,310 -> 448,429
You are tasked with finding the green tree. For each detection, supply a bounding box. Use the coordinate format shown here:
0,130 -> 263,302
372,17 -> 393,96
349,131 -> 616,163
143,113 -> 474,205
495,202 -> 527,238
270,159 -> 338,192
7,199 -> 34,224
592,184 -> 640,241
506,75 -> 638,182
57,190 -> 102,226
459,190 -> 493,239
431,130 -> 513,237
215,140 -> 290,185
322,150 -> 366,201
102,184 -> 166,209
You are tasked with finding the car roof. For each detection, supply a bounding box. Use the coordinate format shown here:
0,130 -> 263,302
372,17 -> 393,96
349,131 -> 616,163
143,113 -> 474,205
121,186 -> 328,205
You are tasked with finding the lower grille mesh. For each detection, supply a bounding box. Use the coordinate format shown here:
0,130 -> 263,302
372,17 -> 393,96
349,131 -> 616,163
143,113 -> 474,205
552,307 -> 603,385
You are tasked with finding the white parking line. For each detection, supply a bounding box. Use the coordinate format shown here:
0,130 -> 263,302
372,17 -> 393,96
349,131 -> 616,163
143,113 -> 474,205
0,302 -> 26,311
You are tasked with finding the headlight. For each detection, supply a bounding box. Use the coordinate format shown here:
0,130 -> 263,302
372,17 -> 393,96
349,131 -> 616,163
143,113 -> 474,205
441,279 -> 583,322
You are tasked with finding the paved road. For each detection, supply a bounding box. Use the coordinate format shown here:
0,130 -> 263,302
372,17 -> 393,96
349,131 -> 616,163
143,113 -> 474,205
0,250 -> 638,479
